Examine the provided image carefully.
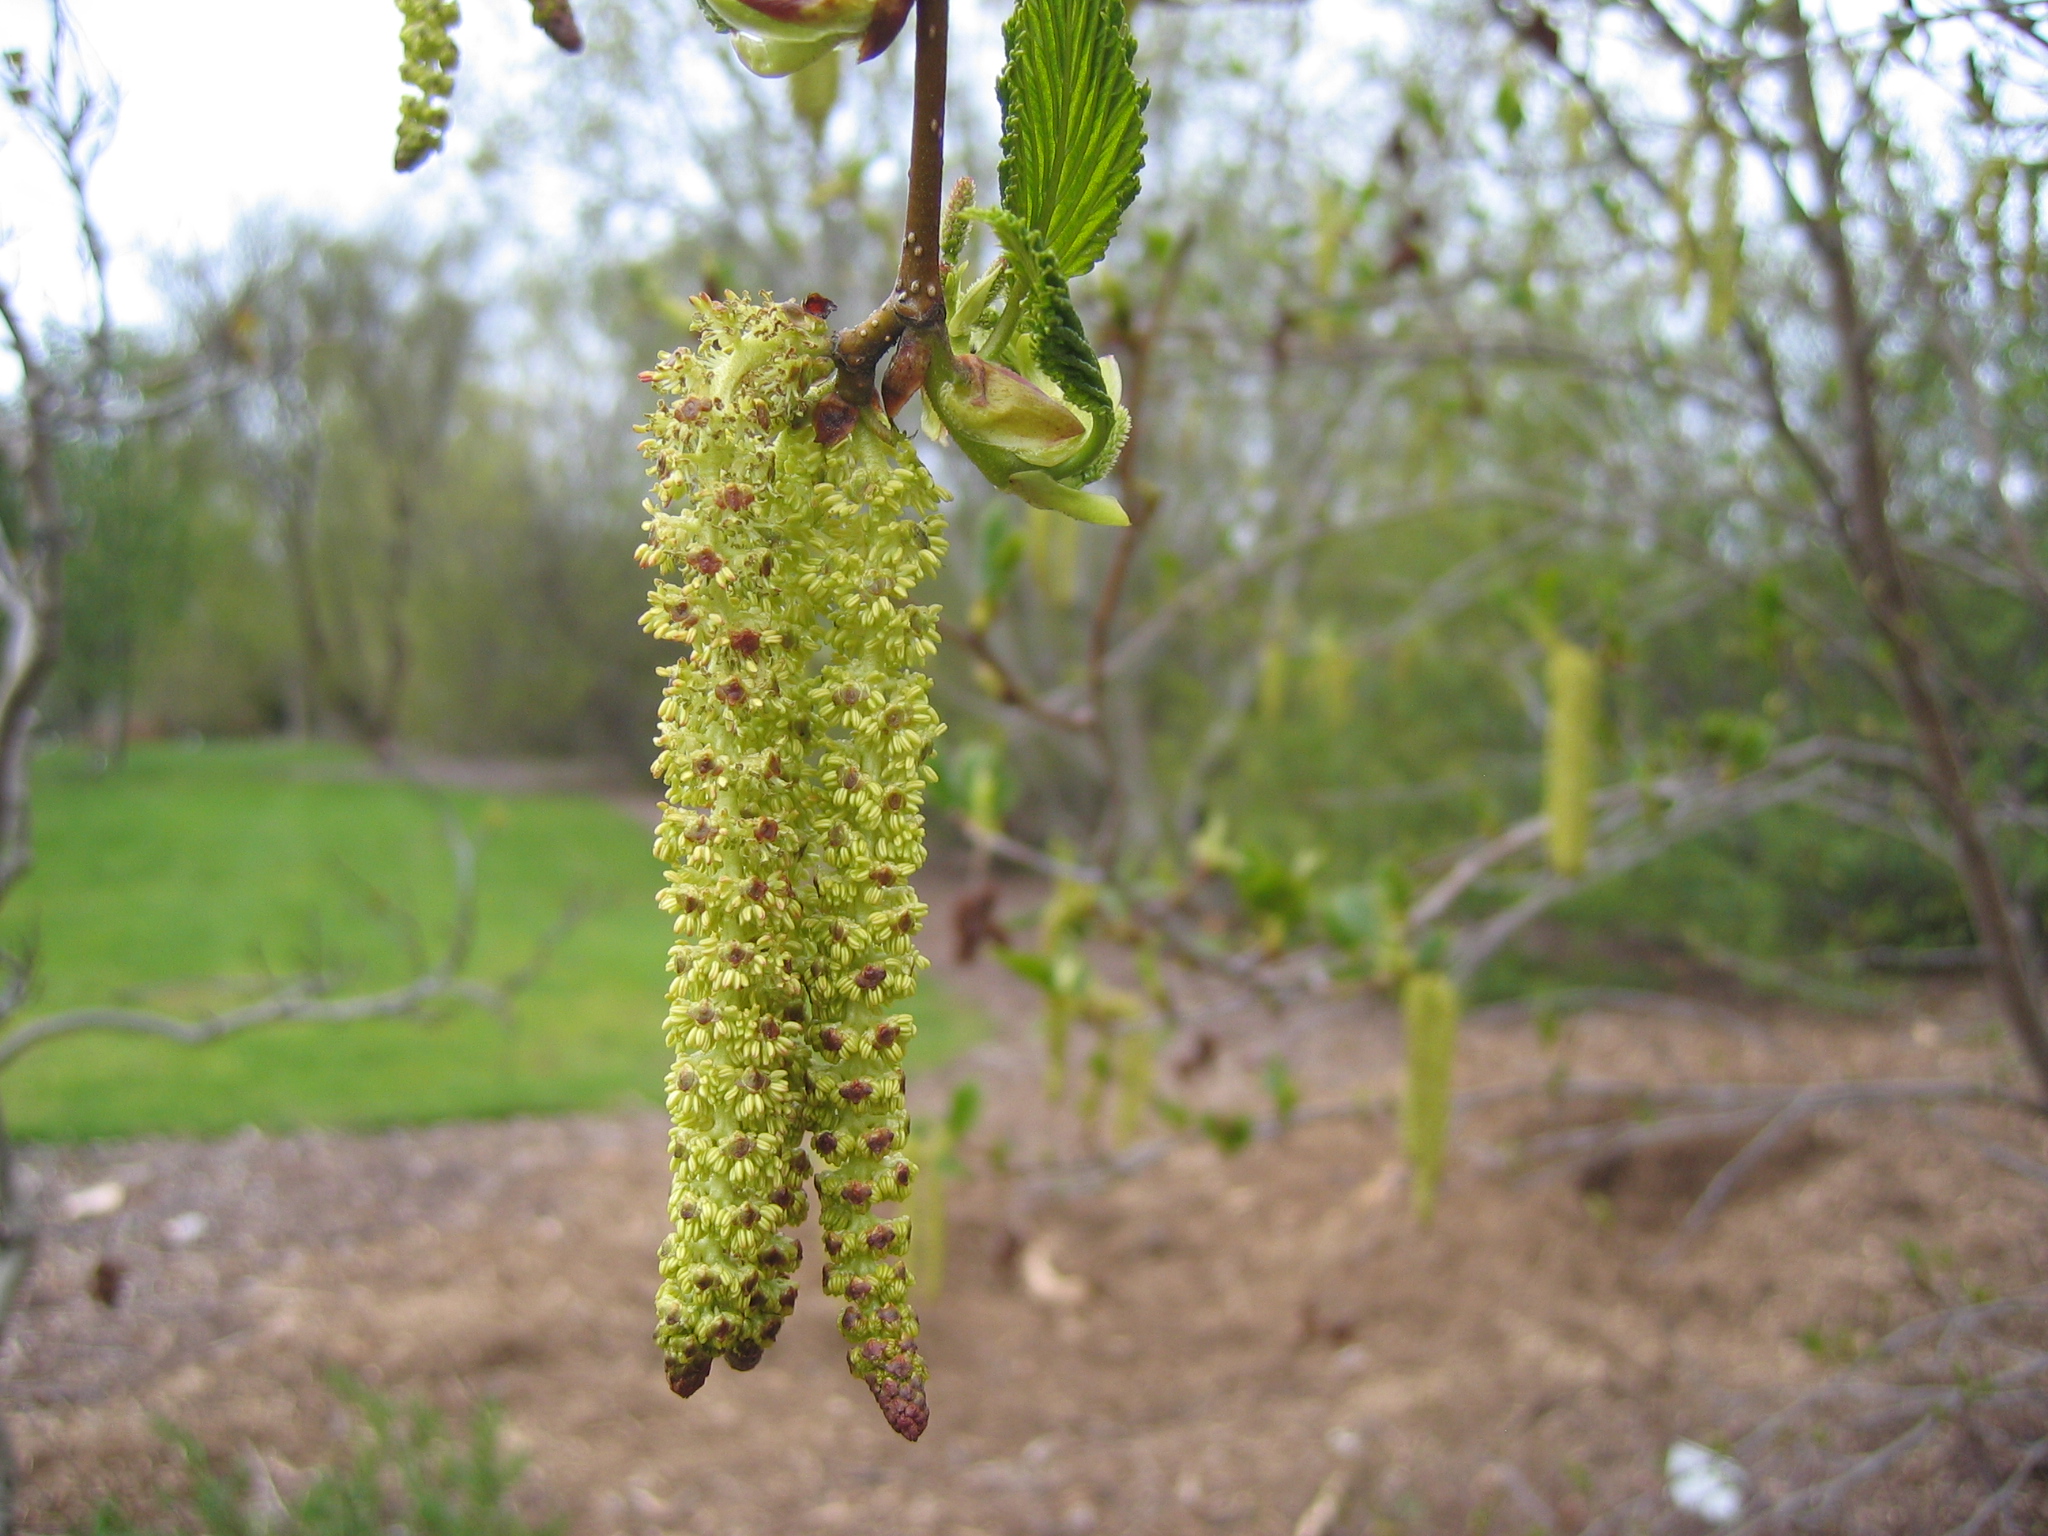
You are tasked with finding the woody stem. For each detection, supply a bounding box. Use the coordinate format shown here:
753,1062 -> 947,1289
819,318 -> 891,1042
834,0 -> 949,402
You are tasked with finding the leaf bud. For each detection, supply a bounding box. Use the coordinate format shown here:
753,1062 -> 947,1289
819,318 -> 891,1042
700,0 -> 909,76
922,350 -> 1130,527
925,352 -> 1085,470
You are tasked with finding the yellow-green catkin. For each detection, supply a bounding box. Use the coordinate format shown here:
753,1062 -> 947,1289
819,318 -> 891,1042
1024,502 -> 1079,607
788,49 -> 840,142
1400,969 -> 1460,1225
394,0 -> 461,172
1111,1027 -> 1157,1147
1257,637 -> 1289,726
1307,621 -> 1354,727
636,293 -> 947,1440
1542,639 -> 1598,878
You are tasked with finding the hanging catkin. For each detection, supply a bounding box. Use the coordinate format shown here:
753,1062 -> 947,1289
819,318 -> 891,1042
393,0 -> 461,171
1399,969 -> 1460,1225
1307,621 -> 1355,727
636,293 -> 946,1439
1024,502 -> 1080,607
527,0 -> 583,51
1257,637 -> 1290,726
1542,639 -> 1598,878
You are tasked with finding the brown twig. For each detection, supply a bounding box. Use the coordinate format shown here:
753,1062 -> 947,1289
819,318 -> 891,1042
0,822 -> 569,1072
1945,1433 -> 2048,1536
940,619 -> 1095,732
1665,1085 -> 1828,1248
832,0 -> 950,403
0,973 -> 508,1072
953,815 -> 1107,884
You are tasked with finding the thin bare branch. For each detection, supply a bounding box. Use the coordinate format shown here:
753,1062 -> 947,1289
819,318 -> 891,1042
0,973 -> 505,1074
1943,1433 -> 2048,1536
939,620 -> 1095,733
1512,1077 -> 2043,1170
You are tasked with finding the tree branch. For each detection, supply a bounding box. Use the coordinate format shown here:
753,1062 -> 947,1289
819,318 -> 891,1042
833,0 -> 950,401
0,821 -> 562,1073
939,619 -> 1095,732
1511,1077 -> 2043,1169
0,973 -> 507,1074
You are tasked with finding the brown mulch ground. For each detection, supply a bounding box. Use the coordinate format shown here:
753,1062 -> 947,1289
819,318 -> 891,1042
7,926 -> 2047,1535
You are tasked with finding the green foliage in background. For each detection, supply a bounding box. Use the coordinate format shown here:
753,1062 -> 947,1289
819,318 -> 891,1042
29,0 -> 2037,1039
50,433 -> 203,757
6,743 -> 984,1141
80,1376 -> 555,1536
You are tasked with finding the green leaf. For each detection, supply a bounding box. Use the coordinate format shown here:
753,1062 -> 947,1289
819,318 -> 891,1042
996,0 -> 1149,279
1007,472 -> 1129,526
993,945 -> 1058,992
945,1081 -> 982,1145
1493,77 -> 1524,138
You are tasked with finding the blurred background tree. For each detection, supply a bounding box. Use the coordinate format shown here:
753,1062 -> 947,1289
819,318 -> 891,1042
6,0 -> 2042,1094
3,1 -> 2044,1526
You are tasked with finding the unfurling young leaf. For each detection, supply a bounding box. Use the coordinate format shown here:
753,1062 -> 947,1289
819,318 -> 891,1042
965,208 -> 1117,426
1542,639 -> 1599,877
996,0 -> 1150,278
924,208 -> 1133,524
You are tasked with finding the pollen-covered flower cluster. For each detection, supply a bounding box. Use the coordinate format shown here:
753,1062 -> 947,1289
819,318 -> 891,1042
393,0 -> 461,172
635,293 -> 947,1439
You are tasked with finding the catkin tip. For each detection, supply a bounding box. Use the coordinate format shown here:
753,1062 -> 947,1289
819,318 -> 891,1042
665,1354 -> 713,1399
868,1374 -> 929,1440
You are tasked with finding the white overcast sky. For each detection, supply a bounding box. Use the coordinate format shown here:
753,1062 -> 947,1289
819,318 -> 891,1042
0,0 -> 1383,337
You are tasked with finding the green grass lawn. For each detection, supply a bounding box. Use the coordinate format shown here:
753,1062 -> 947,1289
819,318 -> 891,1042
4,740 -> 984,1141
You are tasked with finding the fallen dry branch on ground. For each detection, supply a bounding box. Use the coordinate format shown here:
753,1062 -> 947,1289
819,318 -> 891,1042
1579,1289 -> 2048,1536
1465,988 -> 1772,1036
0,823 -> 583,1073
1504,1078 -> 2040,1169
1021,1073 -> 2044,1207
0,973 -> 509,1072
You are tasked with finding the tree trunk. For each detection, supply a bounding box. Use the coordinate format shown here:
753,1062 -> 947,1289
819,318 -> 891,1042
1784,12 -> 2048,1100
0,1094 -> 31,1536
